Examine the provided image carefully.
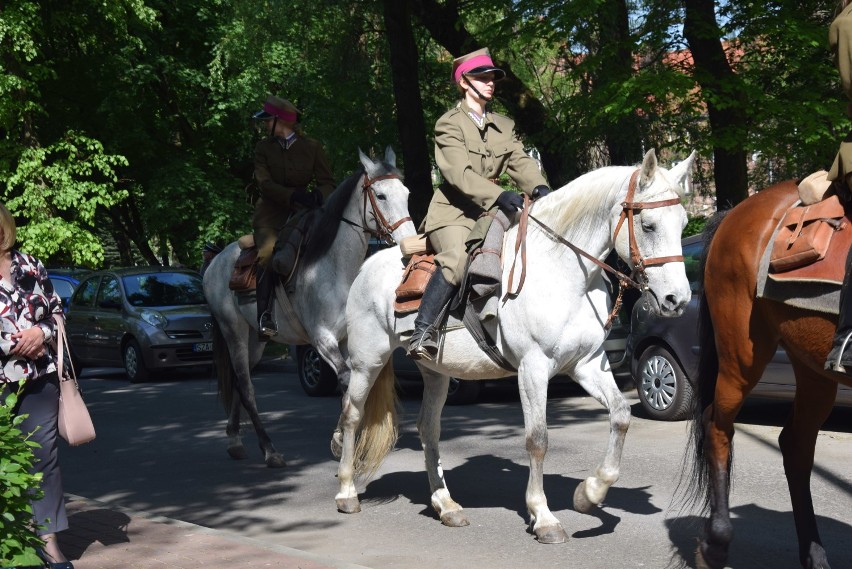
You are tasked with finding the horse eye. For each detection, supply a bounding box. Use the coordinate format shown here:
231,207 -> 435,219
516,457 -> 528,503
641,221 -> 655,233
376,193 -> 387,201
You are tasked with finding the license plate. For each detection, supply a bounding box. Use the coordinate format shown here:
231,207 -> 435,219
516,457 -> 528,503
193,342 -> 213,352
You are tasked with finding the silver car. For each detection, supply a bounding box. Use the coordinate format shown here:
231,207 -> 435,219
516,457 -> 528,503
66,267 -> 213,382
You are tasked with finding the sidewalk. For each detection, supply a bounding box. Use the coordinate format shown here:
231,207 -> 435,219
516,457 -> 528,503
60,495 -> 372,569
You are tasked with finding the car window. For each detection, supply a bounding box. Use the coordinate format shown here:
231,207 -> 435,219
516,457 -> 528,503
682,240 -> 703,290
122,273 -> 206,307
49,278 -> 75,300
72,277 -> 100,307
97,276 -> 121,306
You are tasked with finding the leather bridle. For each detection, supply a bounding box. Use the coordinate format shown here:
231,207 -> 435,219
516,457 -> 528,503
344,172 -> 412,244
514,168 -> 683,328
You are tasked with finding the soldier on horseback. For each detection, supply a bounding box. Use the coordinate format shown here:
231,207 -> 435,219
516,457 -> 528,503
251,95 -> 335,339
407,48 -> 551,360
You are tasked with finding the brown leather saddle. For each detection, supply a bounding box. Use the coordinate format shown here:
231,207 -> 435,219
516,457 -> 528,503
394,236 -> 435,314
229,236 -> 258,291
768,194 -> 851,285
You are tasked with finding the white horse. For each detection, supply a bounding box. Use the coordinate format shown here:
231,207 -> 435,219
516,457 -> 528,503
203,147 -> 415,467
333,149 -> 696,541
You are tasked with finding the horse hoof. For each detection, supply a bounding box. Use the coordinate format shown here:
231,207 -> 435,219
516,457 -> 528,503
573,480 -> 597,514
535,524 -> 568,544
336,497 -> 361,514
440,510 -> 470,527
265,453 -> 287,468
227,445 -> 248,460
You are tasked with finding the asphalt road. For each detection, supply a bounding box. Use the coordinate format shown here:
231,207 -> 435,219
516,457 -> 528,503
60,357 -> 852,569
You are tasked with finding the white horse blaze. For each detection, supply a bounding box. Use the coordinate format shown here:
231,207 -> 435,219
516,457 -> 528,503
336,149 -> 697,541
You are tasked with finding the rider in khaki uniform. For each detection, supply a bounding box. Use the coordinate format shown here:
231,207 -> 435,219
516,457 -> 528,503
408,48 -> 551,360
252,95 -> 335,338
826,1 -> 852,373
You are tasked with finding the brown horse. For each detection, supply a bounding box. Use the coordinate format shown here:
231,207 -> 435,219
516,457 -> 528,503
687,180 -> 851,569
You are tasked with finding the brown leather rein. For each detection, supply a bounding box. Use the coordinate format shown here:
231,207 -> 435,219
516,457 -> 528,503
506,168 -> 684,329
353,172 -> 412,244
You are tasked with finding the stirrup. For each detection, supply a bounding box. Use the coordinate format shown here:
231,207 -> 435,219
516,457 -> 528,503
258,312 -> 278,339
407,326 -> 439,361
825,329 -> 852,374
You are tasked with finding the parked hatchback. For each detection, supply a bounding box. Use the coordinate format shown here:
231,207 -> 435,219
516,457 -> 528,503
627,234 -> 852,420
66,267 -> 213,382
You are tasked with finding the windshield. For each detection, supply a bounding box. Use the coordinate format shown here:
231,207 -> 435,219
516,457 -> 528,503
122,272 -> 206,307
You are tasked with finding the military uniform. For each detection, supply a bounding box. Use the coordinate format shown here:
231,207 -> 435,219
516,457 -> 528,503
426,100 -> 549,285
252,135 -> 335,265
828,3 -> 852,186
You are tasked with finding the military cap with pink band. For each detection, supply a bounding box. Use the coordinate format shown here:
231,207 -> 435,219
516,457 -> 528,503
252,95 -> 300,122
451,48 -> 506,83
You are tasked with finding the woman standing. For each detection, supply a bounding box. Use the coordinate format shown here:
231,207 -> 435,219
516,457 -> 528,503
251,95 -> 336,338
0,203 -> 71,568
408,48 -> 551,360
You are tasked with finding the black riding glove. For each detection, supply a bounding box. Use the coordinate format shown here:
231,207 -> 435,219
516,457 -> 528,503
532,185 -> 551,200
290,190 -> 322,209
496,190 -> 524,215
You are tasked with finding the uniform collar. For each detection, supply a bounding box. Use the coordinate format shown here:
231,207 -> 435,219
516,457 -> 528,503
276,132 -> 298,150
459,100 -> 491,130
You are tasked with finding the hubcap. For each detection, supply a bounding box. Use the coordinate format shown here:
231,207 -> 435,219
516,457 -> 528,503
639,354 -> 676,411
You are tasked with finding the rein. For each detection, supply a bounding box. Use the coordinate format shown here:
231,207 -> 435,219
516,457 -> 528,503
508,168 -> 683,329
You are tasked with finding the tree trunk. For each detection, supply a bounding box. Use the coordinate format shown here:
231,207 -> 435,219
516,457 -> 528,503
683,0 -> 749,209
383,0 -> 433,227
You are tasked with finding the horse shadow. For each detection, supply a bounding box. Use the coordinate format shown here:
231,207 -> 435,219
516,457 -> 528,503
664,504 -> 852,569
59,507 -> 131,561
360,452 -> 661,540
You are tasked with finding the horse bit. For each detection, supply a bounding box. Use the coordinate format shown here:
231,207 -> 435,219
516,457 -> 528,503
341,172 -> 411,245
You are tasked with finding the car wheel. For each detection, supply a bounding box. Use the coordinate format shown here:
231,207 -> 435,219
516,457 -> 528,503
124,339 -> 150,383
296,345 -> 338,397
445,377 -> 481,406
635,345 -> 693,421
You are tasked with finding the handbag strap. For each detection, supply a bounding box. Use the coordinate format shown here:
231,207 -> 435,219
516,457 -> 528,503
52,314 -> 75,383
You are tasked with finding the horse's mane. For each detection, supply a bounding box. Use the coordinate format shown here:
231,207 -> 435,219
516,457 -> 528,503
531,165 -> 631,241
300,159 -> 402,267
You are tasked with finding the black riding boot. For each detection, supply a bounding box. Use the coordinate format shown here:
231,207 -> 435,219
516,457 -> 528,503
256,265 -> 278,340
825,249 -> 852,374
407,270 -> 457,361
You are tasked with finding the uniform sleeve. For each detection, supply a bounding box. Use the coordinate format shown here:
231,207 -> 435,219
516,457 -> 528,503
505,127 -> 549,194
254,142 -> 299,207
434,114 -> 504,209
831,6 -> 852,102
312,143 -> 337,201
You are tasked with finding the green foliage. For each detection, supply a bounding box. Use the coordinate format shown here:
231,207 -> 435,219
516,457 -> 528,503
0,390 -> 44,566
684,215 -> 709,237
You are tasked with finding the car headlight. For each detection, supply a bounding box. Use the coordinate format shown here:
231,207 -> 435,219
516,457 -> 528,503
140,309 -> 167,329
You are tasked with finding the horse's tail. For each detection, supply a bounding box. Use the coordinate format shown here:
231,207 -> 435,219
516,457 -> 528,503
211,317 -> 235,413
353,361 -> 399,480
677,212 -> 730,515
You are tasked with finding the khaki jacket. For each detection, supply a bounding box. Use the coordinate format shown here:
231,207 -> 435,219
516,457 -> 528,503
252,136 -> 336,229
829,5 -> 852,182
424,101 -> 548,233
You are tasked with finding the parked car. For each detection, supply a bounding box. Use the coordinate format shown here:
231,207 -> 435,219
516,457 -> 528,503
627,233 -> 852,421
65,267 -> 213,382
47,267 -> 92,312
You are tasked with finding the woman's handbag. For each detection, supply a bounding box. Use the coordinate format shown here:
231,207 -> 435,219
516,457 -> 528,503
52,315 -> 96,446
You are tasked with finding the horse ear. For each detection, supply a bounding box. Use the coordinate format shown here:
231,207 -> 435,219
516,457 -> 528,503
640,149 -> 658,186
384,145 -> 397,167
359,148 -> 378,177
668,151 -> 697,196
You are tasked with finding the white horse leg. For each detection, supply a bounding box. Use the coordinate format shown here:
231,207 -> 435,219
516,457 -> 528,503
517,363 -> 567,544
417,367 -> 469,527
571,362 -> 631,513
